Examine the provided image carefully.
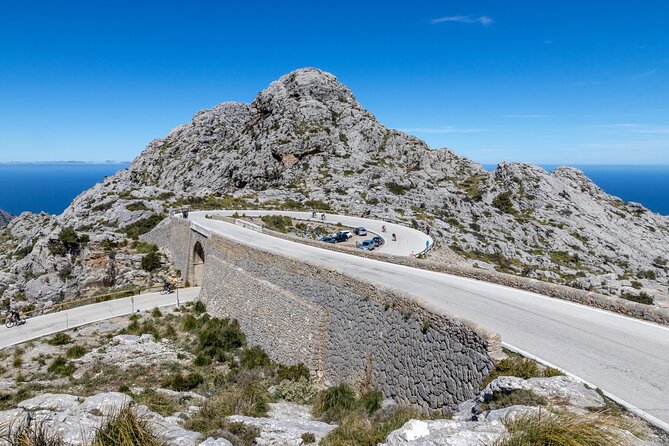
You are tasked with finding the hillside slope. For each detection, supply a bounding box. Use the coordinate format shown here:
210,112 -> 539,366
1,68 -> 667,309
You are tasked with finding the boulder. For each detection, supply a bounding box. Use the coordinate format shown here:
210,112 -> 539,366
381,419 -> 507,446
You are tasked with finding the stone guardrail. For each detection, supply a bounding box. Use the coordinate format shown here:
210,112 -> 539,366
235,218 -> 263,233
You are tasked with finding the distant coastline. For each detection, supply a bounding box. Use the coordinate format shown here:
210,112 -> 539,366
0,162 -> 130,215
1,162 -> 667,217
484,164 -> 669,216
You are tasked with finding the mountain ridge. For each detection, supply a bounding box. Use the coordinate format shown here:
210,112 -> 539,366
0,67 -> 667,309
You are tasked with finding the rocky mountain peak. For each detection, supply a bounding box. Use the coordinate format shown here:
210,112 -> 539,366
253,68 -> 361,113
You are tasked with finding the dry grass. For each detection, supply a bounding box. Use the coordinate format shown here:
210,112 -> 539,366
91,404 -> 165,446
495,410 -> 638,446
0,417 -> 65,446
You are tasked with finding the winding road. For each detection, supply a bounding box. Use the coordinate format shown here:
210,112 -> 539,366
193,210 -> 669,431
2,209 -> 668,432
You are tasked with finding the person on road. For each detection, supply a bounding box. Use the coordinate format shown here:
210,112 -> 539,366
381,225 -> 387,233
7,308 -> 21,323
392,233 -> 397,242
312,211 -> 317,218
182,207 -> 189,219
162,279 -> 174,294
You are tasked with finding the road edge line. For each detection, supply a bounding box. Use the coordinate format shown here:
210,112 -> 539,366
502,341 -> 669,434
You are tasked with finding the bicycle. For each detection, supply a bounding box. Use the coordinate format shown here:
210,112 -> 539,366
160,282 -> 175,295
3,310 -> 26,328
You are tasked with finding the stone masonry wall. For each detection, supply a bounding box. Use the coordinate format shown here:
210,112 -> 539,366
199,233 -> 497,412
147,217 -> 499,412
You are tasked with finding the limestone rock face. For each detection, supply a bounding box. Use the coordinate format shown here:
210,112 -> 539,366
479,375 -> 605,410
381,419 -> 507,446
227,402 -> 337,446
1,67 -> 668,307
0,209 -> 13,228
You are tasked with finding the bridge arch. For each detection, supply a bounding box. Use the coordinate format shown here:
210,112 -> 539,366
192,241 -> 205,286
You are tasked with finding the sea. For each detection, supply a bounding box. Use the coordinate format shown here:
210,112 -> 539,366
0,163 -> 667,217
0,163 -> 130,216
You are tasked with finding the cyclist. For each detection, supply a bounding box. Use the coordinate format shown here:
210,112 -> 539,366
162,279 -> 174,294
381,225 -> 387,233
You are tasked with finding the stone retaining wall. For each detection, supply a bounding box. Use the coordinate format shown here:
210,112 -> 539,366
150,218 -> 498,412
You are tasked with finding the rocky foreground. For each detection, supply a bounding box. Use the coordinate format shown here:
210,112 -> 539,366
0,68 -> 668,311
0,304 -> 663,446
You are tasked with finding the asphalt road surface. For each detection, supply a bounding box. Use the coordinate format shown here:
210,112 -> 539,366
0,287 -> 199,350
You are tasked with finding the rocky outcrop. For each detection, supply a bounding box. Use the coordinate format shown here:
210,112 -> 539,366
0,209 -> 13,228
1,67 -> 667,308
0,392 -> 206,446
227,402 -> 336,445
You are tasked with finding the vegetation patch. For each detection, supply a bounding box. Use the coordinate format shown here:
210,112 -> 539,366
494,411 -> 628,446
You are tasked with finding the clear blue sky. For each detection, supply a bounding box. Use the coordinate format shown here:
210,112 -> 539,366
1,0 -> 667,165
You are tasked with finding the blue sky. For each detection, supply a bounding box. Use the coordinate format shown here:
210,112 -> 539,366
1,0 -> 667,165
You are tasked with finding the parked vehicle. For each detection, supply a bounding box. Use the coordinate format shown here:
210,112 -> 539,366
320,236 -> 336,244
356,239 -> 376,251
339,230 -> 353,239
331,232 -> 349,243
354,227 -> 367,236
372,236 -> 384,247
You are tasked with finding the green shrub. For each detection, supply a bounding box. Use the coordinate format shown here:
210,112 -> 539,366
161,371 -> 204,391
320,406 -> 423,446
123,215 -> 164,240
91,404 -> 164,446
273,377 -> 315,404
485,356 -> 541,385
151,307 -> 162,318
492,191 -> 516,215
359,389 -> 383,415
240,346 -> 271,369
141,251 -> 162,272
385,182 -> 406,195
196,318 -> 246,361
132,389 -> 180,417
126,202 -> 149,211
312,384 -> 357,422
260,215 -> 293,233
481,389 -> 548,411
186,383 -> 270,433
277,363 -> 310,382
301,432 -> 316,444
620,291 -> 654,305
181,314 -> 198,331
47,332 -> 72,346
133,242 -> 158,254
47,356 -> 75,376
66,345 -> 88,359
193,300 -> 206,315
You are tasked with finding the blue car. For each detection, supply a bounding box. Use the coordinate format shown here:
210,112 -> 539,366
356,239 -> 375,250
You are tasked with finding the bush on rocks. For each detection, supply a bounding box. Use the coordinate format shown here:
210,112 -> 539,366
91,404 -> 164,446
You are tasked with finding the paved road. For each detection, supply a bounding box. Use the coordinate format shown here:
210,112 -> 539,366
190,210 -> 669,430
213,210 -> 433,256
0,288 -> 199,350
